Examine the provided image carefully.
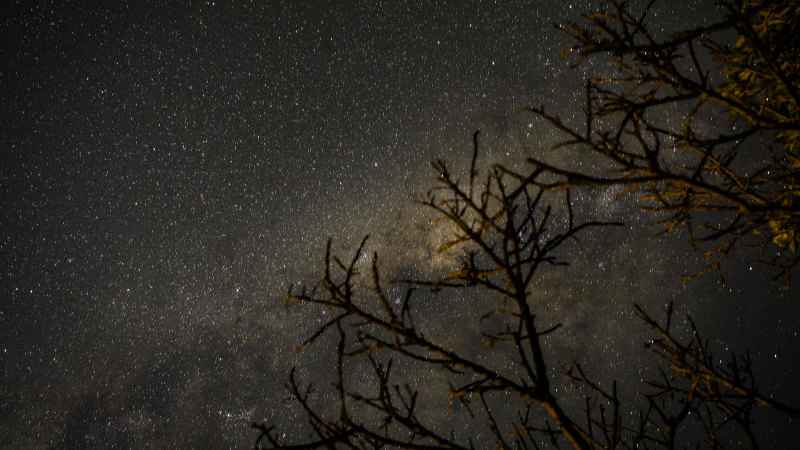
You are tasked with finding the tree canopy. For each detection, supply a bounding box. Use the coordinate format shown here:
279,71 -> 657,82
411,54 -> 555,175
255,1 -> 799,448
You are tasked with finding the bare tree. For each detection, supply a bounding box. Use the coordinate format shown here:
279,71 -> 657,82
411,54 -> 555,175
253,133 -> 798,449
518,0 -> 800,288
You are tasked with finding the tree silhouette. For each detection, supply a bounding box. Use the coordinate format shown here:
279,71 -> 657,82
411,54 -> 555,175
519,0 -> 800,287
253,132 -> 798,449
254,1 -> 800,448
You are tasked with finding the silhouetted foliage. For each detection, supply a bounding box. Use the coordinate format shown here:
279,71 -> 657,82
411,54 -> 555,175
520,0 -> 800,287
255,1 -> 800,448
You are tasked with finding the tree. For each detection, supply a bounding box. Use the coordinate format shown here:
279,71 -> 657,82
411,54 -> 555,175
253,133 -> 798,449
254,1 -> 800,448
519,0 -> 800,287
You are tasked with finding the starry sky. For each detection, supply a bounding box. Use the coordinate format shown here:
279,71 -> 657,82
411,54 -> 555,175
2,1 -> 799,448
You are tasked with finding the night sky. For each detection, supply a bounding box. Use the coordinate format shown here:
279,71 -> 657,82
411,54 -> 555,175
2,1 -> 799,448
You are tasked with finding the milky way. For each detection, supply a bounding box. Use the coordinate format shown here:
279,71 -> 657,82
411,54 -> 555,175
2,1 -> 798,447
